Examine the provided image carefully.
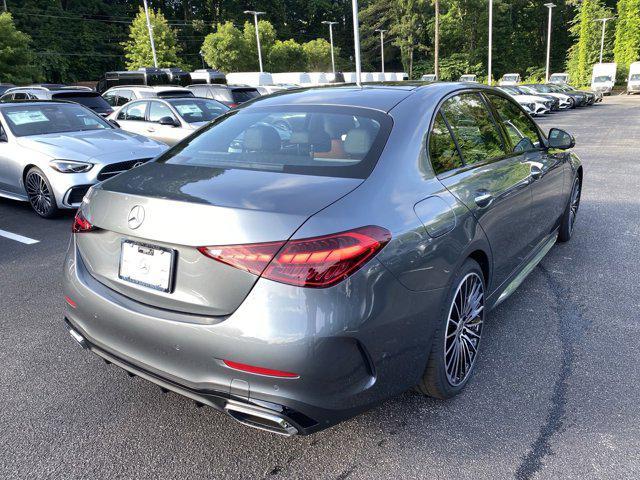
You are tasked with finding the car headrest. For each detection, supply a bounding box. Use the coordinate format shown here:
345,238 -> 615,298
343,128 -> 372,156
289,130 -> 331,153
244,125 -> 281,152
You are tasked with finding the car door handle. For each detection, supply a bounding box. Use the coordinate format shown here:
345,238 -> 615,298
474,191 -> 493,208
530,164 -> 543,180
147,127 -> 156,132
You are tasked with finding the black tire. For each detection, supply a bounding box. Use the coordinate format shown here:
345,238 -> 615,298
558,174 -> 581,243
25,167 -> 59,218
417,258 -> 485,399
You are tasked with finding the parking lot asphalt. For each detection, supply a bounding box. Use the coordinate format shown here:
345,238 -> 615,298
1,95 -> 639,480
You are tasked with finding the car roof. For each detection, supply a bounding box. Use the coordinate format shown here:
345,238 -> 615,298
238,83 -> 433,113
0,99 -> 79,108
106,85 -> 189,92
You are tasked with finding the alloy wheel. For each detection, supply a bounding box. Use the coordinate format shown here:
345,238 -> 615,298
444,272 -> 484,386
25,171 -> 53,216
568,177 -> 581,234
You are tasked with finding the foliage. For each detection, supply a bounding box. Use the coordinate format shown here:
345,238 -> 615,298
566,0 -> 614,86
437,53 -> 483,81
0,12 -> 40,84
201,22 -> 251,72
524,66 -> 547,83
390,0 -> 427,78
268,39 -> 307,72
243,20 -> 278,70
122,7 -> 184,69
614,0 -> 640,77
302,38 -> 334,71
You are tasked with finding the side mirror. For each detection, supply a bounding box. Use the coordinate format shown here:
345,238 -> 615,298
159,116 -> 179,127
548,128 -> 575,150
108,119 -> 120,128
0,132 -> 7,142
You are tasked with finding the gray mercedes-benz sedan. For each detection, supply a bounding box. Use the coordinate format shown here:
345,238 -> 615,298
63,83 -> 582,435
0,101 -> 167,217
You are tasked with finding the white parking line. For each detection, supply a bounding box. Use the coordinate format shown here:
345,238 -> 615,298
0,229 -> 39,245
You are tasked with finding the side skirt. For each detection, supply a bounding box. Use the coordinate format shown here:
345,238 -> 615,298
490,231 -> 558,309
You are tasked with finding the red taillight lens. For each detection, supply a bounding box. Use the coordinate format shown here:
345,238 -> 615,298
222,360 -> 299,378
72,210 -> 96,233
199,226 -> 391,288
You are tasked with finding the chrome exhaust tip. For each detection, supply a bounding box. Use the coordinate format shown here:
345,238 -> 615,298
225,402 -> 299,436
68,326 -> 88,349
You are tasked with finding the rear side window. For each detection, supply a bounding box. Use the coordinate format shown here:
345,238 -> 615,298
157,106 -> 392,179
429,112 -> 463,175
231,89 -> 260,103
441,93 -> 506,165
487,93 -> 541,152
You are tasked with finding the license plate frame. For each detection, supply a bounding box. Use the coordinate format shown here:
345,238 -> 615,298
118,240 -> 176,293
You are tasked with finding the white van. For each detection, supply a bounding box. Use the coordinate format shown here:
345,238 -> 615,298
421,74 -> 437,82
627,62 -> 640,94
271,72 -> 312,86
459,74 -> 477,82
499,73 -> 521,85
307,72 -> 329,85
225,72 -> 274,86
549,73 -> 569,85
591,63 -> 616,95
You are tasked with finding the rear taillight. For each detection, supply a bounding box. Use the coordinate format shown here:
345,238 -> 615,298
72,210 -> 96,233
198,226 -> 391,288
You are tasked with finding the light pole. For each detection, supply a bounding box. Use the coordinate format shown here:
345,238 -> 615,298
375,29 -> 387,74
199,50 -> 206,69
142,0 -> 158,68
544,3 -> 556,83
434,0 -> 439,80
594,17 -> 614,64
487,0 -> 493,85
244,10 -> 265,72
322,21 -> 338,74
351,0 -> 362,86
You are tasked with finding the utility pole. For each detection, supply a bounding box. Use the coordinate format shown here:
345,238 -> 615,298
375,29 -> 387,74
595,17 -> 614,63
544,3 -> 556,83
3,0 -> 7,13
487,0 -> 493,85
244,10 -> 265,72
322,21 -> 338,75
142,0 -> 158,68
434,0 -> 439,80
351,0 -> 362,86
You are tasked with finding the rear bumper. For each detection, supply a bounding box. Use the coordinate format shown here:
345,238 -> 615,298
63,238 -> 443,434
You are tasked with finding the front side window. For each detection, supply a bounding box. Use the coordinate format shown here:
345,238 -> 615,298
124,102 -> 147,121
428,112 -> 463,175
148,101 -> 175,123
1,104 -> 111,137
441,93 -> 506,165
156,106 -> 392,179
486,94 -> 541,153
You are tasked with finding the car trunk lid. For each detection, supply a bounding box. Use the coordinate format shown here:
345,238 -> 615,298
76,163 -> 362,316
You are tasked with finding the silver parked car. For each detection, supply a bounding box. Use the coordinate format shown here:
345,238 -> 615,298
0,101 -> 167,217
0,85 -> 114,117
107,97 -> 229,146
63,84 -> 582,435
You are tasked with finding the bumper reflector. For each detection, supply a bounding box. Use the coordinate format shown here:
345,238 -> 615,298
223,360 -> 299,378
64,295 -> 77,308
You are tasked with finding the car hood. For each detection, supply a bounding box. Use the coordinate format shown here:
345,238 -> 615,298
511,94 -> 547,103
16,129 -> 166,162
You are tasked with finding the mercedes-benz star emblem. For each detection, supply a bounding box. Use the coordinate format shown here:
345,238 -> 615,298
127,205 -> 145,230
132,161 -> 144,168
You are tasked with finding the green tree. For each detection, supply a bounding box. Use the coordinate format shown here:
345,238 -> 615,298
201,21 -> 250,72
566,0 -> 613,86
122,7 -> 184,70
243,20 -> 277,70
614,0 -> 640,77
302,38 -> 334,71
390,0 -> 427,78
0,12 -> 40,84
268,39 -> 306,72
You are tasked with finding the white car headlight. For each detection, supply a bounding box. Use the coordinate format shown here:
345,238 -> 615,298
49,159 -> 94,173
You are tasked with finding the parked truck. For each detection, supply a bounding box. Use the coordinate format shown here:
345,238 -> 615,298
627,62 -> 640,94
549,72 -> 569,85
591,63 -> 616,95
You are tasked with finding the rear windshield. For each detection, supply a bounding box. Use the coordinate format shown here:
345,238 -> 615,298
2,104 -> 111,136
52,92 -> 112,110
231,89 -> 260,103
156,105 -> 392,179
631,74 -> 640,81
593,76 -> 611,82
169,98 -> 229,123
